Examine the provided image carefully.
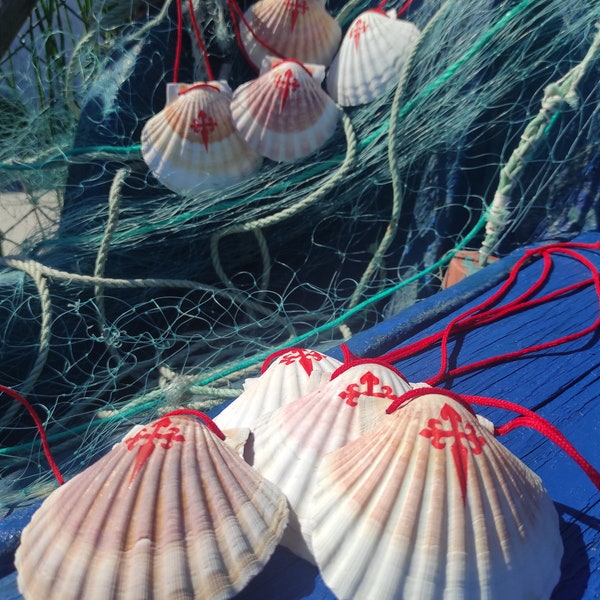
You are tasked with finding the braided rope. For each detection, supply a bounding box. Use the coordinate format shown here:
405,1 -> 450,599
480,23 -> 600,264
93,167 -> 128,361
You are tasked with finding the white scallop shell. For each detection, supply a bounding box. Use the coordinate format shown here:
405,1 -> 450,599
248,361 -> 416,562
239,0 -> 341,69
311,390 -> 563,600
326,9 -> 421,106
141,80 -> 263,195
214,347 -> 342,430
15,414 -> 289,600
231,58 -> 340,162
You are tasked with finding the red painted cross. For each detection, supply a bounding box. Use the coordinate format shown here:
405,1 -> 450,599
284,0 -> 309,31
274,68 -> 301,112
339,371 -> 400,407
278,348 -> 325,376
124,416 -> 186,483
190,109 -> 217,151
419,403 -> 486,504
348,18 -> 369,50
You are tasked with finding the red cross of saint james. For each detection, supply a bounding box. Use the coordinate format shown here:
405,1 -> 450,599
349,18 -> 369,50
278,348 -> 325,376
274,69 -> 301,111
339,371 -> 401,407
284,0 -> 309,31
190,109 -> 217,151
419,403 -> 486,504
124,416 -> 186,483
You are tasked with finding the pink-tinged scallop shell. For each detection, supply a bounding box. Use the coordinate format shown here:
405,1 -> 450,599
15,414 -> 289,600
231,58 -> 340,162
326,9 -> 421,106
247,361 -> 416,562
141,80 -> 262,195
311,390 -> 563,600
239,0 -> 341,69
214,347 -> 342,430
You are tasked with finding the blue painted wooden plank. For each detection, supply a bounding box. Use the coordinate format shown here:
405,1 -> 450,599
2,234 -> 600,598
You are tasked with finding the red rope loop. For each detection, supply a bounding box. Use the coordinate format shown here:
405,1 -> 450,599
0,385 -> 64,485
385,385 -> 600,491
174,0 -> 215,83
173,0 -> 184,83
385,386 -> 477,416
397,0 -> 417,17
461,393 -> 600,492
430,243 -> 600,385
270,57 -> 315,77
187,0 -> 214,81
260,346 -> 319,373
179,82 -> 221,95
379,241 -> 600,383
226,0 -> 285,72
375,0 -> 415,16
330,344 -> 407,381
161,408 -> 226,440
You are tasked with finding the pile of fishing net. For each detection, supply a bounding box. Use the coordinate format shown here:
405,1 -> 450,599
0,0 -> 599,506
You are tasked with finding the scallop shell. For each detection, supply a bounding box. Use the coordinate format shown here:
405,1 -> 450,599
15,414 -> 289,600
248,361 -> 415,562
214,347 -> 342,430
239,0 -> 341,69
311,389 -> 563,600
231,58 -> 340,162
326,9 -> 421,106
141,80 -> 263,195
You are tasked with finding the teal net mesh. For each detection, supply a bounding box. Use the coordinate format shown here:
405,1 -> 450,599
0,0 -> 599,505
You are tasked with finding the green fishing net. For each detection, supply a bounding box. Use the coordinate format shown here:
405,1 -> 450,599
0,0 -> 599,506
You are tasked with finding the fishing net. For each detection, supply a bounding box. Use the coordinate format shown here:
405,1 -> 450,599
0,0 -> 599,506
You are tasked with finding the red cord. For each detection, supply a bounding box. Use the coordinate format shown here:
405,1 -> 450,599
379,249 -> 546,364
397,0 -> 417,17
386,386 -> 600,491
173,0 -> 184,83
380,241 -> 600,382
375,241 -> 600,492
271,57 -> 314,76
162,408 -> 226,440
386,386 -> 477,415
0,385 -> 64,485
187,0 -> 214,81
330,344 -> 407,381
173,0 -> 215,82
375,0 -> 417,16
462,393 -> 600,491
0,389 -> 225,487
429,244 -> 600,385
227,0 -> 288,70
179,82 -> 221,95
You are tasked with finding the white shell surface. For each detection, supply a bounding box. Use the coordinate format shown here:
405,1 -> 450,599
231,59 -> 340,162
311,391 -> 563,600
326,9 -> 421,106
141,81 -> 262,195
214,348 -> 342,430
15,415 -> 289,600
240,0 -> 341,69
248,361 -> 415,562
